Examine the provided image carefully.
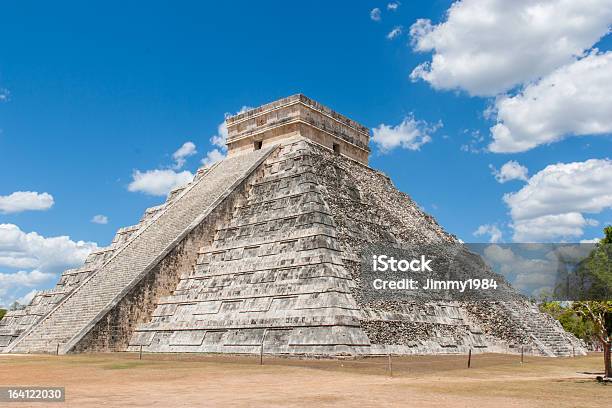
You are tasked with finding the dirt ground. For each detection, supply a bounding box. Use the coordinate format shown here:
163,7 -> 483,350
0,352 -> 609,407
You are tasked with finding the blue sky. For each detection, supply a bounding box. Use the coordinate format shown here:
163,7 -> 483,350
1,1 -> 611,305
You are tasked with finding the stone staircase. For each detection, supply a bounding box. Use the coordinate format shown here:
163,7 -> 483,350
502,301 -> 585,357
0,174 -> 196,352
5,147 -> 274,354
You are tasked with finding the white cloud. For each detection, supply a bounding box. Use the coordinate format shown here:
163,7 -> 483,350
210,120 -> 229,150
0,227 -> 97,307
172,141 -> 197,169
0,271 -> 54,309
209,106 -> 251,151
16,289 -> 38,306
490,160 -> 529,183
409,0 -> 612,96
503,159 -> 612,241
201,149 -> 226,167
372,115 -> 440,152
0,270 -> 55,287
0,224 -> 98,307
387,26 -> 402,40
482,244 -> 558,296
202,106 -> 251,165
0,191 -> 54,214
128,169 -> 193,196
474,224 -> 503,243
127,140 -> 201,197
0,88 -> 9,102
91,214 -> 108,225
370,8 -> 382,22
128,107 -> 250,197
387,2 -> 400,11
483,244 -> 514,263
504,159 -> 612,220
0,224 -> 98,273
511,213 -> 589,242
489,51 -> 612,152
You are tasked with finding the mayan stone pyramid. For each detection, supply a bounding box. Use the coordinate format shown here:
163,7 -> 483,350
1,95 -> 586,357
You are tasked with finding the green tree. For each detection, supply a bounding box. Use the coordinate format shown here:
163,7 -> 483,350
573,226 -> 612,378
573,301 -> 612,378
0,309 -> 6,320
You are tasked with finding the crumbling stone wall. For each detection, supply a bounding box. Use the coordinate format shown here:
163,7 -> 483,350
463,301 -> 530,346
306,144 -> 487,352
307,142 -> 583,356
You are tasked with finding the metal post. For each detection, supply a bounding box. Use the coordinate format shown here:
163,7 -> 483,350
56,343 -> 59,356
521,346 -> 524,364
572,346 -> 575,358
260,329 -> 268,366
467,348 -> 472,368
139,345 -> 143,360
388,354 -> 393,377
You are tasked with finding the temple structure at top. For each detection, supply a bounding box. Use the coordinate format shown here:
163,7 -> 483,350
225,94 -> 370,165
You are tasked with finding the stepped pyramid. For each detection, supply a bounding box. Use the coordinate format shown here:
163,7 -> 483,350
1,95 -> 585,357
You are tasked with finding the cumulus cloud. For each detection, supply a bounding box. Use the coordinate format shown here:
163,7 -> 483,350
483,244 -> 514,263
372,115 -> 441,152
387,26 -> 402,40
0,224 -> 98,273
209,106 -> 251,150
172,141 -> 197,169
0,224 -> 100,307
490,160 -> 529,183
0,270 -> 54,307
0,269 -> 55,287
0,224 -> 98,307
0,271 -> 54,308
580,238 -> 601,244
511,213 -> 590,242
387,2 -> 400,11
503,159 -> 612,241
16,289 -> 39,306
91,214 -> 109,225
210,119 -> 229,150
409,0 -> 612,96
127,107 -> 251,196
482,244 -> 558,297
0,191 -> 54,214
128,169 -> 193,196
489,51 -> 612,152
201,149 -> 226,167
473,224 -> 503,243
202,106 -> 251,166
127,141 -> 200,196
370,8 -> 382,21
